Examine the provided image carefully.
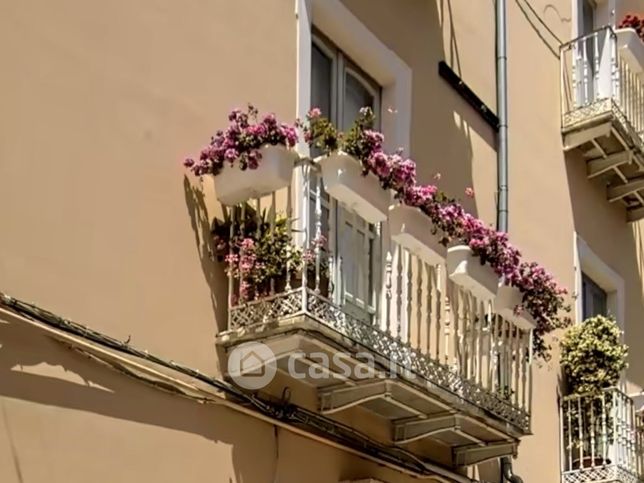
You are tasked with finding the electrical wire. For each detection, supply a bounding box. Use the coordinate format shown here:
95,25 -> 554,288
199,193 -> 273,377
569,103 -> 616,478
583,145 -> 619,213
0,291 -> 485,483
516,0 -> 563,44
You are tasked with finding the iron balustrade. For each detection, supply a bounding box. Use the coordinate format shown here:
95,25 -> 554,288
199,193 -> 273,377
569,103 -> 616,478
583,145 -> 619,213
560,388 -> 644,483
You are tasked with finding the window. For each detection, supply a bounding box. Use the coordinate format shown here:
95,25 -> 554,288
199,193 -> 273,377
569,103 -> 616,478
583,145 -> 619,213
582,273 -> 608,319
311,31 -> 382,321
578,0 -> 596,36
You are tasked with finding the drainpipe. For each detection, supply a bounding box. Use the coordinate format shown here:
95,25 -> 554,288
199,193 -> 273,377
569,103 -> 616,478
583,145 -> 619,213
501,456 -> 524,483
496,0 -> 509,232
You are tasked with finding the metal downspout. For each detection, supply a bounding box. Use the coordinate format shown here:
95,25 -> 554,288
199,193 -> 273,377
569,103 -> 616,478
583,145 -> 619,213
501,456 -> 524,483
496,0 -> 509,232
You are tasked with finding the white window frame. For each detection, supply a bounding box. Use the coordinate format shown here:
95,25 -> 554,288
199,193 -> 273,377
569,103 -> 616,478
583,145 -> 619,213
571,0 -> 615,38
310,30 -> 383,320
574,234 -> 625,328
295,0 -> 412,325
295,0 -> 412,155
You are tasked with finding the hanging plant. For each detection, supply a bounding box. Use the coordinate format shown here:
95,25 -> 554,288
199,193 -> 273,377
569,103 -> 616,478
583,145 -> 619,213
184,104 -> 298,176
185,104 -> 572,359
303,106 -> 572,359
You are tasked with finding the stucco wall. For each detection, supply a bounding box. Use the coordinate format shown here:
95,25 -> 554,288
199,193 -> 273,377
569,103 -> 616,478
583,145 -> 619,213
1,0 -> 643,482
0,321 -> 430,483
0,0 -> 298,373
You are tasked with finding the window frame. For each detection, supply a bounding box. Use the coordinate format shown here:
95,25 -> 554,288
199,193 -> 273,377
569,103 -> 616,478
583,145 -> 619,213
581,272 -> 608,319
311,30 -> 383,321
574,235 -> 625,329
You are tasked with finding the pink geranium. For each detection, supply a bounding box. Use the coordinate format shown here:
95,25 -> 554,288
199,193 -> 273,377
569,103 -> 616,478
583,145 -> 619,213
184,104 -> 298,176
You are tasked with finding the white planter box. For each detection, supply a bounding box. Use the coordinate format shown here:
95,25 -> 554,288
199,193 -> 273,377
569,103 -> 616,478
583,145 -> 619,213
495,285 -> 537,331
389,205 -> 446,265
446,245 -> 498,301
213,145 -> 297,205
617,28 -> 644,76
319,151 -> 390,224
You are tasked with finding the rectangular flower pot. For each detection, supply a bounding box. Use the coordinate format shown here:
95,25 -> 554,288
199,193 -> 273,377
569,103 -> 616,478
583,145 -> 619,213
446,245 -> 498,301
617,28 -> 644,76
319,151 -> 390,224
494,285 -> 537,331
214,145 -> 297,206
388,204 -> 446,265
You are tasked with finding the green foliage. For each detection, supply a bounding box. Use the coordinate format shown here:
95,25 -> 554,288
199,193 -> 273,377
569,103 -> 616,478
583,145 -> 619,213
213,206 -> 328,303
560,315 -> 628,395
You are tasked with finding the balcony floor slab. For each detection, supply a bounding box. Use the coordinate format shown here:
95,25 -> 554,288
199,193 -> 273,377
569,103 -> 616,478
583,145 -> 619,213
216,290 -> 530,439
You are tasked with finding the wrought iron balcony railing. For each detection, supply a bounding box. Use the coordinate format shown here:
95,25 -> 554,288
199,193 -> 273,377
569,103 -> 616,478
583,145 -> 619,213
560,26 -> 644,146
560,388 -> 644,483
219,160 -> 533,437
560,26 -> 644,219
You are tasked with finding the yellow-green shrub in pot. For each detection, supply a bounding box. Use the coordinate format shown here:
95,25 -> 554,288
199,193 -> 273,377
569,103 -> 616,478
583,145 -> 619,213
560,315 -> 629,468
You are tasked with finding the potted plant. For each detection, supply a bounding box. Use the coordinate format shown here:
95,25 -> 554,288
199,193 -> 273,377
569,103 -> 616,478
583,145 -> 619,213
560,315 -> 629,468
617,14 -> 644,75
212,207 -> 329,303
304,107 -> 391,224
181,100 -> 572,361
184,105 -> 299,205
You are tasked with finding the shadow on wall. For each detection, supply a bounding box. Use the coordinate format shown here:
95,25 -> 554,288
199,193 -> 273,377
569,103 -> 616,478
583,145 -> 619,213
342,0 -> 489,218
183,176 -> 229,334
0,318 -> 274,483
565,150 -> 644,387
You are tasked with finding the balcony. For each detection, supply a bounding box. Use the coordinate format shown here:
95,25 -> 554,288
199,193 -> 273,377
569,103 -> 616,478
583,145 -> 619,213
215,160 -> 534,468
560,388 -> 644,483
560,27 -> 644,221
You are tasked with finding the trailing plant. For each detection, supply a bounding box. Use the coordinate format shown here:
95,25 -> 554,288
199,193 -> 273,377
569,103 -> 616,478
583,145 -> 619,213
185,104 -> 571,359
302,106 -> 571,359
213,208 -> 328,303
619,14 -> 644,41
560,315 -> 628,395
184,104 -> 298,176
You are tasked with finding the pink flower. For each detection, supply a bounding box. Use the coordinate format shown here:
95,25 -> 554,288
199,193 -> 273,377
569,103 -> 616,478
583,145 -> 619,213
465,187 -> 475,198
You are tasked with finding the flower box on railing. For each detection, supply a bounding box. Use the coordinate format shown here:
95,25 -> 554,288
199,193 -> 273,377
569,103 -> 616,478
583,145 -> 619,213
389,205 -> 446,265
446,245 -> 498,301
495,285 -> 537,331
214,145 -> 297,205
617,28 -> 644,76
319,151 -> 391,224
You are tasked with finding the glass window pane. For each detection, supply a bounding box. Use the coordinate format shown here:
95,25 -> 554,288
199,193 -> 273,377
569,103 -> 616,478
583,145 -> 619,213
582,273 -> 607,319
342,72 -> 374,130
311,44 -> 332,118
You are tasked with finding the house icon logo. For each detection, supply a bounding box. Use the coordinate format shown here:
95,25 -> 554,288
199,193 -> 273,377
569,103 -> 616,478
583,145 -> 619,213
228,342 -> 277,390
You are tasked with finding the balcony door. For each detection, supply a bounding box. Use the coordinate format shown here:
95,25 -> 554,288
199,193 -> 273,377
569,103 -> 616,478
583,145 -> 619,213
311,32 -> 383,322
575,0 -> 597,105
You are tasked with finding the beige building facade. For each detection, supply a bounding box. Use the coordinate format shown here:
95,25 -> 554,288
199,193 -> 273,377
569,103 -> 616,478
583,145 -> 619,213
1,0 -> 643,482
